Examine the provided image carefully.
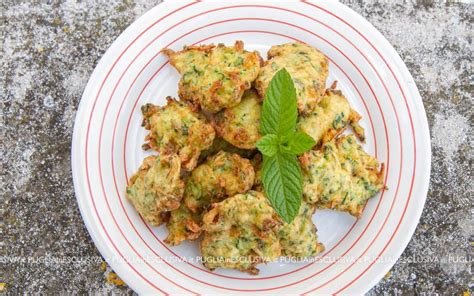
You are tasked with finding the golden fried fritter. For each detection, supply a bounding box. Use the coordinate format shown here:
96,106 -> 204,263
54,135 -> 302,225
278,202 -> 324,258
141,98 -> 215,171
297,88 -> 365,146
200,191 -> 281,274
166,149 -> 255,246
184,151 -> 254,213
199,137 -> 256,163
165,203 -> 202,246
255,42 -> 329,114
299,135 -> 385,217
213,89 -> 262,149
126,155 -> 184,226
250,153 -> 263,192
163,41 -> 261,113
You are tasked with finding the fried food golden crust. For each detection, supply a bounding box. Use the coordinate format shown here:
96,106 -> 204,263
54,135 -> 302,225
297,88 -> 365,146
255,42 -> 329,114
299,135 -> 385,217
184,151 -> 255,213
199,137 -> 256,163
250,153 -> 263,192
213,89 -> 262,149
141,98 -> 215,171
163,41 -> 261,113
200,191 -> 281,274
126,155 -> 184,226
278,202 -> 325,258
165,203 -> 202,246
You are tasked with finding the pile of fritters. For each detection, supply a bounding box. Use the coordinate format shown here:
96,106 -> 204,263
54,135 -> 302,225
125,41 -> 385,274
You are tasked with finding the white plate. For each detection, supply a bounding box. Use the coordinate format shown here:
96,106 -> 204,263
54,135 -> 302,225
72,1 -> 431,294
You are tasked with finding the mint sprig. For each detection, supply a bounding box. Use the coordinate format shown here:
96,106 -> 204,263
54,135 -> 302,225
257,68 -> 316,223
256,134 -> 279,157
280,132 -> 316,155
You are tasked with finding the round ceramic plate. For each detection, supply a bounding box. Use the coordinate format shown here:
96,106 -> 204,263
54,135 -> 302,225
72,1 -> 431,294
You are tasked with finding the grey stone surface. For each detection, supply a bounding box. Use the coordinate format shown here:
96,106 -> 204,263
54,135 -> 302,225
1,0 -> 472,294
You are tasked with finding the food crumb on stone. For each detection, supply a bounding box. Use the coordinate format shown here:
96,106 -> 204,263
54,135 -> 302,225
106,272 -> 126,287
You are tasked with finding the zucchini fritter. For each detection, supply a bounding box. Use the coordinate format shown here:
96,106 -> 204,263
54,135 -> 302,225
126,155 -> 184,226
165,203 -> 202,246
250,153 -> 263,192
255,42 -> 329,114
184,151 -> 255,213
200,191 -> 281,274
199,137 -> 256,163
141,98 -> 215,171
167,150 -> 256,246
213,89 -> 262,149
278,202 -> 324,258
299,135 -> 385,217
163,41 -> 261,113
297,88 -> 365,146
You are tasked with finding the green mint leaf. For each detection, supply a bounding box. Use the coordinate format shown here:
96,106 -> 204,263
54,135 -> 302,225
256,134 -> 279,157
258,68 -> 304,223
262,152 -> 302,223
280,132 -> 316,155
260,68 -> 297,137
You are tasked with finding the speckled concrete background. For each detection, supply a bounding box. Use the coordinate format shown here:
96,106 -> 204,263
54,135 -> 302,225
1,0 -> 472,294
